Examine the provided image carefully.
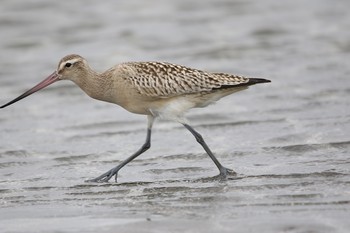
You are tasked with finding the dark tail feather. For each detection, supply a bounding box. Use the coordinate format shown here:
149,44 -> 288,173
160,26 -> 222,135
219,78 -> 271,89
247,78 -> 271,85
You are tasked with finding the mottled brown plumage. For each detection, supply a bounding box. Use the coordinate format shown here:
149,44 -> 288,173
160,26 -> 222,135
122,61 -> 251,97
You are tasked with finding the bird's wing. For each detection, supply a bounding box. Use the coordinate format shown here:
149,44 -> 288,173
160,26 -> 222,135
123,62 -> 251,97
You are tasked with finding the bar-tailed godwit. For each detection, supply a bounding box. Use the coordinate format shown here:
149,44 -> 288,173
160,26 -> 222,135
1,54 -> 270,182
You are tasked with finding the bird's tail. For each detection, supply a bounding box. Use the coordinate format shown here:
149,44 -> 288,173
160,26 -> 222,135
246,78 -> 271,85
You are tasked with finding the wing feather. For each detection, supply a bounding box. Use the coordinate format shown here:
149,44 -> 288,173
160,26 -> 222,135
123,62 -> 251,97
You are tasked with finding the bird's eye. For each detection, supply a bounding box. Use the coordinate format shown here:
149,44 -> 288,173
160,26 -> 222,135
65,62 -> 72,68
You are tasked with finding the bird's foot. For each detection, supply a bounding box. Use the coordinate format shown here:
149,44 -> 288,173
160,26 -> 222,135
196,167 -> 237,182
217,167 -> 237,179
85,167 -> 120,183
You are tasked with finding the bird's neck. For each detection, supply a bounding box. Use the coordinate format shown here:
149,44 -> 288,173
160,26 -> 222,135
72,69 -> 112,102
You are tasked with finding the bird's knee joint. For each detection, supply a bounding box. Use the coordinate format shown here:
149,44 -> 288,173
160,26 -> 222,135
143,142 -> 151,150
195,134 -> 204,144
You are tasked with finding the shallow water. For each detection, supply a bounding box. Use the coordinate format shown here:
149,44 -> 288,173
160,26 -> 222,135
1,0 -> 350,232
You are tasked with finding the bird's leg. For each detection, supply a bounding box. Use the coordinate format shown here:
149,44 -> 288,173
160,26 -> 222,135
183,124 -> 236,178
87,116 -> 154,183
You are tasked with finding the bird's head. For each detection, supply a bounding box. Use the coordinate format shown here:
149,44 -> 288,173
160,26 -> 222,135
57,54 -> 90,82
0,54 -> 87,108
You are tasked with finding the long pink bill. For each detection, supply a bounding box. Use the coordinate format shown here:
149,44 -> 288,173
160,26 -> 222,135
0,71 -> 60,109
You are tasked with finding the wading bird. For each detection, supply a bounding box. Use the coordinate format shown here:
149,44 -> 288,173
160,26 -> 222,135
1,54 -> 270,182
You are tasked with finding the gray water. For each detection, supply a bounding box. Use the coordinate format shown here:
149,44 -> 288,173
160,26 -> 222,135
1,0 -> 350,232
